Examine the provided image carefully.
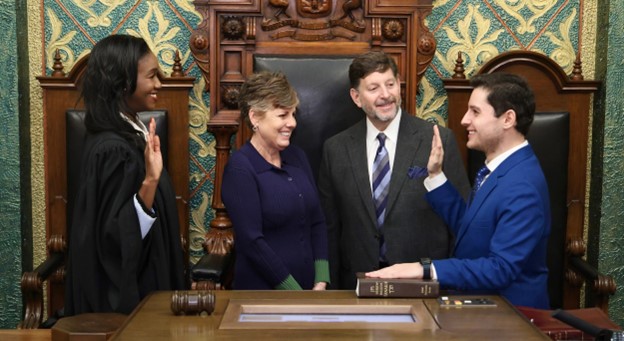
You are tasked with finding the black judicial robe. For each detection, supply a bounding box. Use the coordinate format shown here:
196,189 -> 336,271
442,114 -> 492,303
65,131 -> 186,315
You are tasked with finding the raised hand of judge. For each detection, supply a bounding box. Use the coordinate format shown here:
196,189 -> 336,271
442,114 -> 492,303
427,125 -> 445,177
139,117 -> 162,209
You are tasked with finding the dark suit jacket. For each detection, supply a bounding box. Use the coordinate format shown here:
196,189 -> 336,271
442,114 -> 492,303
318,112 -> 470,289
426,145 -> 550,309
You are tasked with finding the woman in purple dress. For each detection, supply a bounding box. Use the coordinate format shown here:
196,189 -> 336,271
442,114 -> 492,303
221,71 -> 330,290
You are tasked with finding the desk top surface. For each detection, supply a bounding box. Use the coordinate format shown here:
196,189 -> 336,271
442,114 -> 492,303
111,290 -> 549,340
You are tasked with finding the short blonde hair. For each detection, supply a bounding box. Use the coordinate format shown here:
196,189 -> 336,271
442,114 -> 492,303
238,71 -> 299,128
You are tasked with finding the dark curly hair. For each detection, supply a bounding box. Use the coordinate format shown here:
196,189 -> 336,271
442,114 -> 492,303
470,73 -> 535,136
348,51 -> 399,90
80,34 -> 151,148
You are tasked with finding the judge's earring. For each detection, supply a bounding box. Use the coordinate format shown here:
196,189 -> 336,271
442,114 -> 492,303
252,123 -> 258,131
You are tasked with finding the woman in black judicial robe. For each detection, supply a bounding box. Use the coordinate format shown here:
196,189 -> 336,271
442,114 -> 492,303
64,35 -> 186,315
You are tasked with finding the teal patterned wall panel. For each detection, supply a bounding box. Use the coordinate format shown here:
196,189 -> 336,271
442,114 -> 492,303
421,0 -> 581,125
43,0 -> 215,264
599,0 -> 624,326
0,0 -> 23,329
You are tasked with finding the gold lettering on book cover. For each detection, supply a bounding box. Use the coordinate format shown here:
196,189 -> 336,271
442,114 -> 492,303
262,0 -> 365,41
369,281 -> 396,297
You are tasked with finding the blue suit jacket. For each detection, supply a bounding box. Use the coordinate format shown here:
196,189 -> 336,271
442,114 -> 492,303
426,145 -> 550,309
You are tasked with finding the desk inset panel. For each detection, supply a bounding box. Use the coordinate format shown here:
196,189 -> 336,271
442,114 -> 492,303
220,299 -> 437,331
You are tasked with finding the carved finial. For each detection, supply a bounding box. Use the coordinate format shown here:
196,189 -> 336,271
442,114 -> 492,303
571,52 -> 584,80
594,275 -> 617,295
565,269 -> 583,287
566,237 -> 586,257
171,50 -> 184,78
452,52 -> 466,79
48,234 -> 67,253
51,49 -> 65,77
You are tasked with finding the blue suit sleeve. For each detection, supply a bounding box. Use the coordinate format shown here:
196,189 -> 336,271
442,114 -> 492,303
433,179 -> 548,291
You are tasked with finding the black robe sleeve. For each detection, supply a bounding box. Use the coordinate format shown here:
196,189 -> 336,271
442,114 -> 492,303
65,132 -> 186,315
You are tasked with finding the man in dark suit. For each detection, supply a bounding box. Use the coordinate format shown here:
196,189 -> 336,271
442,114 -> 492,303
367,73 -> 550,309
318,51 -> 470,289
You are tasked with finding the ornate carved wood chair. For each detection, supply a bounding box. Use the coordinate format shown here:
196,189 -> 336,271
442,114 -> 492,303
189,0 -> 437,289
20,51 -> 194,328
443,50 -> 616,314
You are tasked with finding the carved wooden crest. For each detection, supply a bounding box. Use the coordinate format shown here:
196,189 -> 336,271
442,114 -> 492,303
297,0 -> 333,18
263,0 -> 365,41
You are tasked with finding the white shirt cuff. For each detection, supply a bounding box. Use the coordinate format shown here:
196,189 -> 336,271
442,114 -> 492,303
423,172 -> 448,192
134,194 -> 156,239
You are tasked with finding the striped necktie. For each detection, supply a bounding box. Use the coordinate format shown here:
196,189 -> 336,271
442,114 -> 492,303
372,133 -> 391,261
470,164 -> 490,204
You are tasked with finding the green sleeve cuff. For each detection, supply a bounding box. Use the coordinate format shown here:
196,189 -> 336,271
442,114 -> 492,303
276,275 -> 303,290
314,259 -> 330,284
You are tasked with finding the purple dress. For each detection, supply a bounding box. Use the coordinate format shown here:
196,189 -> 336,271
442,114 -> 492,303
221,142 -> 329,289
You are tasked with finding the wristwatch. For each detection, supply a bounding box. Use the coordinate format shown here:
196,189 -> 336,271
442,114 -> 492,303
421,258 -> 432,280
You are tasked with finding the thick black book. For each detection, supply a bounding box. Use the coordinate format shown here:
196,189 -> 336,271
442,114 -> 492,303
355,273 -> 440,298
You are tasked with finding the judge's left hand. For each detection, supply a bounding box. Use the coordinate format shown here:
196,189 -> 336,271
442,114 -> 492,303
365,262 -> 423,279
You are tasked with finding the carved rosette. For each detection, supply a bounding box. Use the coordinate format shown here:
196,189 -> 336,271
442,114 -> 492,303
190,30 -> 210,83
418,31 -> 436,56
221,86 -> 240,109
382,19 -> 404,42
191,33 -> 209,52
222,16 -> 245,40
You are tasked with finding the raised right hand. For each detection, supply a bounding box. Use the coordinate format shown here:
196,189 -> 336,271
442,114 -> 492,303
427,125 -> 445,177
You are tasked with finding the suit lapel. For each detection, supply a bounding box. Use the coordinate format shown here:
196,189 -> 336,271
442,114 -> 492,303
455,145 -> 534,245
345,121 -> 378,226
385,114 -> 425,215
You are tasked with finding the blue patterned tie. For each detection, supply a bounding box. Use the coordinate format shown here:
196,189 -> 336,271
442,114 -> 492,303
470,164 -> 490,204
372,133 -> 391,261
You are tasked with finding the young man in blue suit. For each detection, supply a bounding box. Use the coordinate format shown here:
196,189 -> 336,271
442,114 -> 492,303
367,73 -> 551,309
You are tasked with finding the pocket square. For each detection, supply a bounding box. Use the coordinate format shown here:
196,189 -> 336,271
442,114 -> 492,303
407,166 -> 428,179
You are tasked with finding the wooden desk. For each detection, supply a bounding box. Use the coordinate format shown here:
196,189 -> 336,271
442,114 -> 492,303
112,291 -> 549,340
0,329 -> 51,341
